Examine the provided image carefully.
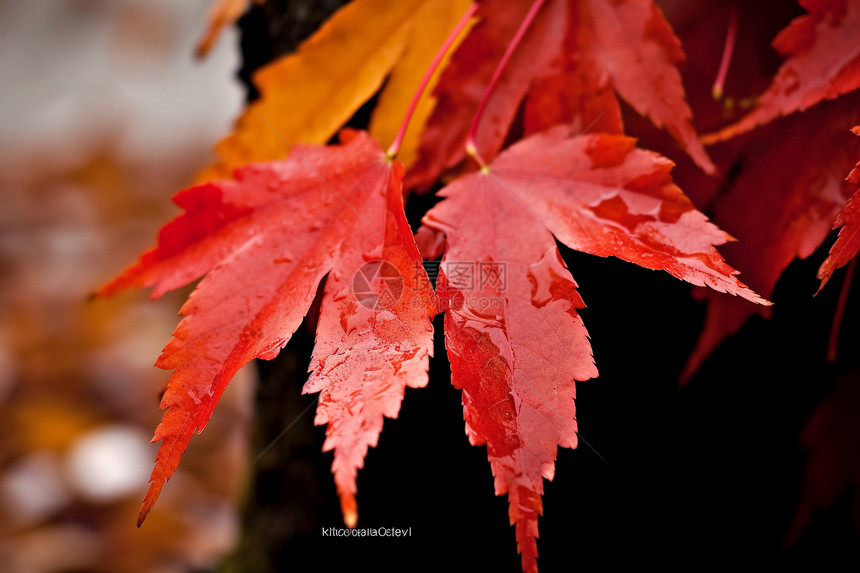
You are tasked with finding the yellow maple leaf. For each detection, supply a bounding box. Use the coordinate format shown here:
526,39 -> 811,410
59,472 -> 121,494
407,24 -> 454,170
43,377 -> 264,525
196,0 -> 471,183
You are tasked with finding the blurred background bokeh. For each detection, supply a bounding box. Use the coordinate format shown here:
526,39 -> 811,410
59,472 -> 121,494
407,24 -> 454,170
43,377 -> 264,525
0,2 -> 253,571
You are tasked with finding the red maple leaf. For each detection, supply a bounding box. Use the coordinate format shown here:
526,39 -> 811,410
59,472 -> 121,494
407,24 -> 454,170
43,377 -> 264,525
407,0 -> 713,191
818,125 -> 860,290
683,96 -> 860,381
420,126 -> 764,573
705,0 -> 860,142
95,130 -> 435,526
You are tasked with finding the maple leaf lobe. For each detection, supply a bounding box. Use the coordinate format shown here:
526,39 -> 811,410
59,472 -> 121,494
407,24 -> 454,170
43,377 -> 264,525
816,125 -> 860,290
422,123 -> 762,572
98,131 -> 433,527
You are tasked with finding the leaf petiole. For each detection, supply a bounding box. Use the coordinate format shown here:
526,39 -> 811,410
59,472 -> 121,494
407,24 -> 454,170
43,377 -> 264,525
465,0 -> 547,168
712,0 -> 739,101
386,2 -> 478,160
